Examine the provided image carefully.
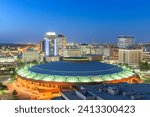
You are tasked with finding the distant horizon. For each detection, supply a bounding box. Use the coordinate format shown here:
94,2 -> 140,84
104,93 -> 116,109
0,40 -> 149,45
0,34 -> 149,44
1,0 -> 150,43
1,33 -> 150,44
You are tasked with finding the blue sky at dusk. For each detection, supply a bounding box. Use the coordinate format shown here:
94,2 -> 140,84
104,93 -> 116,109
0,0 -> 150,43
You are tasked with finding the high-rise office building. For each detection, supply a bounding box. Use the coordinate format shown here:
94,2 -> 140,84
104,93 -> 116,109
40,40 -> 45,52
44,38 -> 50,57
44,32 -> 56,56
45,32 -> 56,39
40,32 -> 67,56
54,33 -> 67,56
117,36 -> 135,48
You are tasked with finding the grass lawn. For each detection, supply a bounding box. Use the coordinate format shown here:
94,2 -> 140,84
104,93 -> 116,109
0,90 -> 6,95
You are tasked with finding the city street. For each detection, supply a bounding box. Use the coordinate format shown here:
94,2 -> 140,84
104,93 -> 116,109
0,75 -> 11,84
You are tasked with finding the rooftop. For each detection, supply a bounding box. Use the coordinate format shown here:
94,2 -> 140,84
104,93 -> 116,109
118,36 -> 134,38
29,61 -> 123,76
74,83 -> 150,100
57,34 -> 65,38
17,62 -> 135,83
61,91 -> 82,100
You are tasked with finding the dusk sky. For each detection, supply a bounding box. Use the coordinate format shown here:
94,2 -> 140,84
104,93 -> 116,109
0,0 -> 150,43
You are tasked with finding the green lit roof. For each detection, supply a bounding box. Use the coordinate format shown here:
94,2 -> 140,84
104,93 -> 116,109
66,76 -> 79,82
78,76 -> 91,82
111,74 -> 122,80
53,76 -> 66,82
17,63 -> 135,83
33,74 -> 46,80
42,76 -> 55,81
102,75 -> 114,81
91,76 -> 103,82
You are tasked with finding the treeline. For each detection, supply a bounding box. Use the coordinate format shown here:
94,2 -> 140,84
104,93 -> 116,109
139,62 -> 150,71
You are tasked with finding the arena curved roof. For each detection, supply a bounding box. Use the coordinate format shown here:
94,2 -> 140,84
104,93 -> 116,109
17,61 -> 135,83
29,61 -> 122,76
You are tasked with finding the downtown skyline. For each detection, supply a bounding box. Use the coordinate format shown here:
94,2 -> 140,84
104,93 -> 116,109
0,0 -> 150,43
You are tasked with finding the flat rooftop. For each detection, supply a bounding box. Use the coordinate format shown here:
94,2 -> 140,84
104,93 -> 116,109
77,83 -> 150,100
61,91 -> 82,100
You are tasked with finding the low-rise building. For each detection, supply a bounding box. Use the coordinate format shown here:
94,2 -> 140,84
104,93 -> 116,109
57,83 -> 150,100
0,56 -> 17,64
22,49 -> 41,63
83,54 -> 103,61
45,56 -> 61,62
119,49 -> 143,67
63,49 -> 81,57
143,52 -> 150,62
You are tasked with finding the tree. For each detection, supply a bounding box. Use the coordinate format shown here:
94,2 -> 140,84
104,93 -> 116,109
2,85 -> 8,90
12,90 -> 17,95
139,61 -> 149,71
0,83 -> 8,90
0,83 -> 3,87
32,60 -> 38,64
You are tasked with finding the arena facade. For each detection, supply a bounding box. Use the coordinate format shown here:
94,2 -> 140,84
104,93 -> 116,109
15,58 -> 141,99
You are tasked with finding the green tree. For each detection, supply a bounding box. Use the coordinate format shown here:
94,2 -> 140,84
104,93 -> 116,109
32,60 -> 38,64
139,62 -> 149,71
12,90 -> 17,95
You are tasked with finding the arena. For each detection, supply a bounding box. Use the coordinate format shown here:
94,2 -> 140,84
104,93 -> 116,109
15,59 -> 141,99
